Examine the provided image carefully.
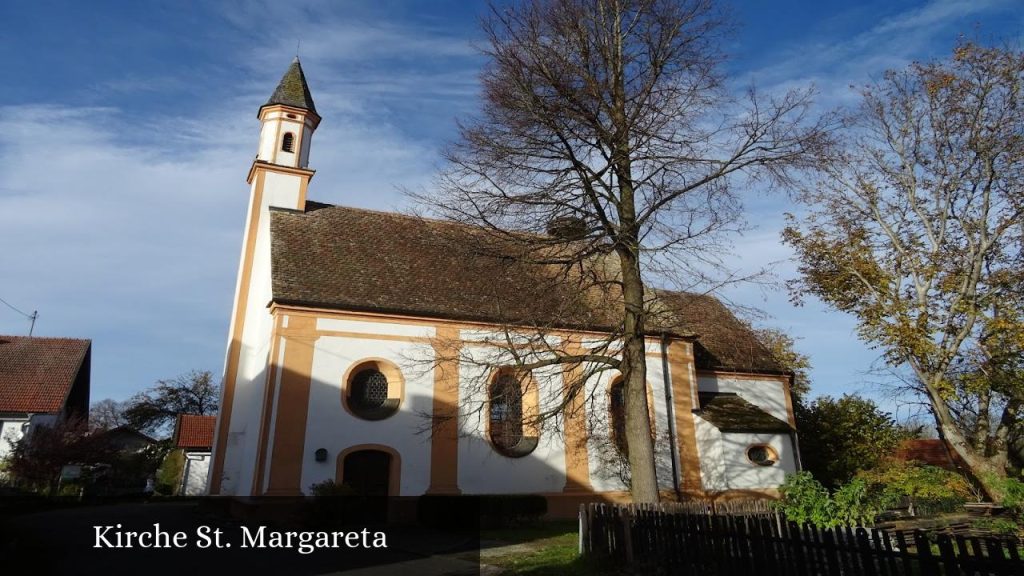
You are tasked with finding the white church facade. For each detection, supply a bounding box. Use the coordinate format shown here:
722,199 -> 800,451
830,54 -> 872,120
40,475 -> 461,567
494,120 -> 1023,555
209,59 -> 800,515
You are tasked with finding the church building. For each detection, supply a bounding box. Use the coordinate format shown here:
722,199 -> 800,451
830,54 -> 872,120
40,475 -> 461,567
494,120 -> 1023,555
209,59 -> 800,514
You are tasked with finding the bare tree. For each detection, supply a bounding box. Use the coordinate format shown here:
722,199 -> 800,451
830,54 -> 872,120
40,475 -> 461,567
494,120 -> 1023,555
784,42 -> 1024,498
123,370 -> 219,437
417,0 -> 829,502
89,398 -> 128,432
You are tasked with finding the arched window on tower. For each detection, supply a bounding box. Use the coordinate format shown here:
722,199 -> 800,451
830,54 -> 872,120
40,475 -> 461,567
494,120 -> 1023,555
281,132 -> 295,153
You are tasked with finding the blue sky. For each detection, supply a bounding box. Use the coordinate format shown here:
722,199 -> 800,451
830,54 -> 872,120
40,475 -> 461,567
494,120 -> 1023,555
0,0 -> 1020,419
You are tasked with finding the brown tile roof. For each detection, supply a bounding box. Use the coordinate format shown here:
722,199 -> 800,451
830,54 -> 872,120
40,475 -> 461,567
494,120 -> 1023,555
697,392 -> 793,432
270,202 -> 783,373
0,335 -> 90,413
174,414 -> 216,450
895,439 -> 964,471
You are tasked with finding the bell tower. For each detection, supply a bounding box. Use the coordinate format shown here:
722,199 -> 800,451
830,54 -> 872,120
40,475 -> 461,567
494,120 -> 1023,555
210,57 -> 320,495
255,57 -> 320,171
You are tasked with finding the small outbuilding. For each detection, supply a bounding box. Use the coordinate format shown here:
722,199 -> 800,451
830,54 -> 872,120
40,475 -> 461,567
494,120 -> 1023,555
172,414 -> 216,495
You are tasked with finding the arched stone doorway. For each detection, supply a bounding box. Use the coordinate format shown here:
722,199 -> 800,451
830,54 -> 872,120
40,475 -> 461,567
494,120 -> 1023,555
342,449 -> 392,497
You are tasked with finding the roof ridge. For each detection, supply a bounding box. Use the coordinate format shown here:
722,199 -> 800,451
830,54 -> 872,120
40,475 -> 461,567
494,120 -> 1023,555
0,334 -> 91,341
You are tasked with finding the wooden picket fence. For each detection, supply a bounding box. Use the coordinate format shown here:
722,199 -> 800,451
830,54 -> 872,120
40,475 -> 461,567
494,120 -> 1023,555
579,502 -> 1023,575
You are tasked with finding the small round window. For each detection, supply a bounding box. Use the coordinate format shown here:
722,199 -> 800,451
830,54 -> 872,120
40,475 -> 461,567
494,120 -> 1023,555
344,361 -> 402,421
747,444 -> 778,467
352,369 -> 389,409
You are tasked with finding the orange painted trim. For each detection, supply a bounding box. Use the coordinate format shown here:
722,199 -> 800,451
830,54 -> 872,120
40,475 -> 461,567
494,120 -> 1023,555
246,161 -> 315,185
427,326 -> 462,494
561,342 -> 592,492
210,168 -> 267,495
270,303 -> 681,341
337,444 -> 402,497
251,312 -> 285,495
667,340 -> 704,495
782,375 -> 797,428
340,358 -> 405,420
296,163 -> 309,211
265,315 -> 317,495
258,104 -> 321,129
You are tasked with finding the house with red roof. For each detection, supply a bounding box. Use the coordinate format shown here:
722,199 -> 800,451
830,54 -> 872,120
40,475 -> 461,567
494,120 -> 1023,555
0,335 -> 91,460
173,413 -> 215,495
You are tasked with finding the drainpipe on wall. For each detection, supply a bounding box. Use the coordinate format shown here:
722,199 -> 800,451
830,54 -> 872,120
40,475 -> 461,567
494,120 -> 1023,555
661,335 -> 683,500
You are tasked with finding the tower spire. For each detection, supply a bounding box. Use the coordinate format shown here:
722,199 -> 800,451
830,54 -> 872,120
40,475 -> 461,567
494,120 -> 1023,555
262,57 -> 317,116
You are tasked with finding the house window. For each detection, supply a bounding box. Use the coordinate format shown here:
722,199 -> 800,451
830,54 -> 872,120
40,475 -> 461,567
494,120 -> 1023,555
488,370 -> 538,457
282,132 -> 295,153
747,444 -> 778,467
343,360 -> 402,421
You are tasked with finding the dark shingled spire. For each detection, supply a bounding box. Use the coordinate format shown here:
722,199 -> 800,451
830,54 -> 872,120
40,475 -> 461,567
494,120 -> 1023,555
263,57 -> 317,115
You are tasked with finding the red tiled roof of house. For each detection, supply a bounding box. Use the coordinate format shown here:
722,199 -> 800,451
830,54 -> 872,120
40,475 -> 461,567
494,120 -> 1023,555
0,335 -> 90,413
895,438 -> 963,470
175,414 -> 216,449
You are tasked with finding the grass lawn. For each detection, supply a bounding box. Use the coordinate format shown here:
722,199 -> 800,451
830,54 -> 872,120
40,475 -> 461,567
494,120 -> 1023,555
480,521 -> 615,575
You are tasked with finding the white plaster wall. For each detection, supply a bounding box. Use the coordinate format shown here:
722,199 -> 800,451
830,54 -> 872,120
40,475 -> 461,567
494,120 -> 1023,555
456,345 -> 568,494
182,452 -> 211,496
693,415 -> 796,491
697,374 -> 790,423
300,335 -> 435,496
317,318 -> 435,339
258,121 -> 278,162
215,168 -> 303,496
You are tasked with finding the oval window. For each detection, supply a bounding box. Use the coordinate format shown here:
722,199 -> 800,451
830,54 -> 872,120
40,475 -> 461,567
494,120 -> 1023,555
747,444 -> 778,467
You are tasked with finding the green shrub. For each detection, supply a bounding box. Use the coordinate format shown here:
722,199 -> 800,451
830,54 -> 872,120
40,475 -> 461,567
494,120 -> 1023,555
777,472 -> 834,526
156,449 -> 185,495
309,479 -> 355,497
833,478 -> 883,527
857,461 -> 972,516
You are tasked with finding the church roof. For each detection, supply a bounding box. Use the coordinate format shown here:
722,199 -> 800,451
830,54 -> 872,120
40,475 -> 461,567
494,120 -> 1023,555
263,57 -> 317,115
269,202 -> 786,374
0,335 -> 90,413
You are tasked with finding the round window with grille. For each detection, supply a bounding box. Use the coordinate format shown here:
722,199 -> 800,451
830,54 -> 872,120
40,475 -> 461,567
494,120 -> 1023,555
352,369 -> 388,409
345,363 -> 402,420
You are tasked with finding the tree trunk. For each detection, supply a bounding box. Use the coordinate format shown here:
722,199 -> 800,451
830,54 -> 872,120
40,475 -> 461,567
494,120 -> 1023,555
620,248 -> 660,503
922,374 -> 1008,500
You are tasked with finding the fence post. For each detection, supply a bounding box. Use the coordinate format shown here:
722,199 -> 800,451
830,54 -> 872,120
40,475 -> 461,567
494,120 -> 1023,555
579,503 -> 587,556
622,505 -> 634,566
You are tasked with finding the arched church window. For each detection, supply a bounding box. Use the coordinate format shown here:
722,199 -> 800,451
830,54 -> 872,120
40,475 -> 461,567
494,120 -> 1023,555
609,378 -> 628,455
282,132 -> 295,153
488,370 -> 538,457
608,375 -> 655,456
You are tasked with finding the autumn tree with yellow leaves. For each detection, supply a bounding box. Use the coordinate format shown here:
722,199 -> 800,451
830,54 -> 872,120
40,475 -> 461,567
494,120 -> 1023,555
784,42 -> 1024,499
